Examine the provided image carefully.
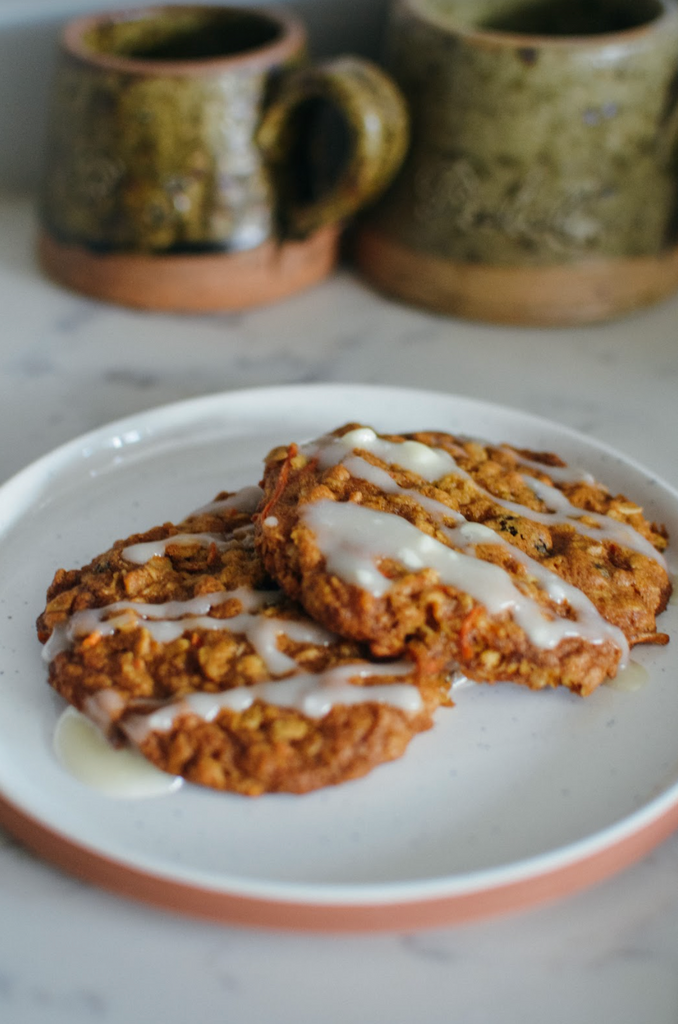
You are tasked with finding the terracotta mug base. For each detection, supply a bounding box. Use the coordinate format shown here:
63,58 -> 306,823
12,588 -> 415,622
38,226 -> 341,312
355,227 -> 678,326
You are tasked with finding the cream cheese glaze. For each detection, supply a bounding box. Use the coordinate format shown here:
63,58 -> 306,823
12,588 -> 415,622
43,485 -> 425,735
122,662 -> 422,747
306,427 -> 663,564
46,590 -> 424,732
54,706 -> 183,798
44,588 -> 336,676
188,485 -> 263,517
302,498 -> 628,658
295,427 -> 658,663
331,455 -> 630,652
122,530 -> 245,564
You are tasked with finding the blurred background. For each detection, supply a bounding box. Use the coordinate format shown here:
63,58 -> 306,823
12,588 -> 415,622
0,0 -> 390,193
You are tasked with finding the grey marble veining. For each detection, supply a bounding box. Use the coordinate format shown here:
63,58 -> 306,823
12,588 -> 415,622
2,191 -> 678,1024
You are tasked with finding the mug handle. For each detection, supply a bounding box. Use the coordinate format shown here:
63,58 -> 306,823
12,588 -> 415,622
257,56 -> 409,238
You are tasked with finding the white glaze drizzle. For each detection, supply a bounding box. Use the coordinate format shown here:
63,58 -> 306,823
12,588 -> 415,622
500,445 -> 595,485
515,475 -> 664,565
302,432 -> 634,658
341,455 -> 605,614
341,455 -> 463,523
188,485 -> 263,518
123,481 -> 260,563
42,586 -> 338,676
302,498 -> 628,658
42,588 -> 271,661
305,427 -> 459,481
45,566 -> 422,722
122,532 -> 239,564
311,427 -> 662,565
294,427 -> 668,656
84,688 -> 126,736
45,475 -> 425,757
122,661 -> 422,745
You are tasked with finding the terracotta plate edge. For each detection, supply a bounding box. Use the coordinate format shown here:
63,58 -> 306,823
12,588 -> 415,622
2,788 -> 677,932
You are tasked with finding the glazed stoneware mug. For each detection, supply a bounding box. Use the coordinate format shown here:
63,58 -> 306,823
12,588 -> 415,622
355,0 -> 678,325
38,4 -> 408,311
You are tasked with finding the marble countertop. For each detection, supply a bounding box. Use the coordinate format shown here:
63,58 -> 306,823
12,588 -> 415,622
2,191 -> 678,1023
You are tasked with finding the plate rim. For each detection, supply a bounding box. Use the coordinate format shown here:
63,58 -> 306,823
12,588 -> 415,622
2,784 -> 677,931
1,381 -> 671,512
1,382 -> 677,929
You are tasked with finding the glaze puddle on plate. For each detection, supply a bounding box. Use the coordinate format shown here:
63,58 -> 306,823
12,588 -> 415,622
54,707 -> 182,799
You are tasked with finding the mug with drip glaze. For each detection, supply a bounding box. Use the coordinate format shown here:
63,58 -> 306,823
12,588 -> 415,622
355,0 -> 678,325
38,4 -> 409,312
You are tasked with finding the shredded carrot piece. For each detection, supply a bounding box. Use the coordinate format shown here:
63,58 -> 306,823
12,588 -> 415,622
258,443 -> 299,520
630,631 -> 669,646
459,606 -> 483,662
81,632 -> 101,649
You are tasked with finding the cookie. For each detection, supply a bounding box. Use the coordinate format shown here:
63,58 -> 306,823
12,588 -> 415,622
255,425 -> 670,695
37,486 -> 448,796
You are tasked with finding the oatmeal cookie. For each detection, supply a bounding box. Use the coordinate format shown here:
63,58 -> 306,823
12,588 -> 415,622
255,425 -> 670,695
37,486 -> 448,796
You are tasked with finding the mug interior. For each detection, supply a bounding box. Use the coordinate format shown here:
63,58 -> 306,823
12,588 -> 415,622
422,0 -> 667,36
81,6 -> 284,62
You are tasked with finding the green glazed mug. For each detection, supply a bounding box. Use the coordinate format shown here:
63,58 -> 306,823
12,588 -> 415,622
356,0 -> 678,325
38,4 -> 408,311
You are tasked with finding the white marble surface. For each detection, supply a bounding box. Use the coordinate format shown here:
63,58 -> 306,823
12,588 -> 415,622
2,191 -> 678,1022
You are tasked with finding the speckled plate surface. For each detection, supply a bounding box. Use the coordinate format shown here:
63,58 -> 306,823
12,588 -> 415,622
0,384 -> 677,931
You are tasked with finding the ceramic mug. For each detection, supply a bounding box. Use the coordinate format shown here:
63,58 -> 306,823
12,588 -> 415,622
355,0 -> 678,325
38,4 -> 408,311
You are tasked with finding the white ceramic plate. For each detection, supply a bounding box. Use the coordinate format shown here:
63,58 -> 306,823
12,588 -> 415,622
1,384 -> 677,931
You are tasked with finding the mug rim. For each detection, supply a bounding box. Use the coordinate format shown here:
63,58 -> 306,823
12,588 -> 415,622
399,0 -> 678,49
61,4 -> 307,76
